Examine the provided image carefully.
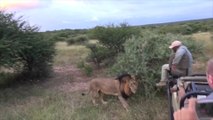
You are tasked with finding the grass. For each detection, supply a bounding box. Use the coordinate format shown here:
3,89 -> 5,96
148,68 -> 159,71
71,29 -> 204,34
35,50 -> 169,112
191,32 -> 213,72
54,42 -> 90,66
0,84 -> 168,120
192,32 -> 213,58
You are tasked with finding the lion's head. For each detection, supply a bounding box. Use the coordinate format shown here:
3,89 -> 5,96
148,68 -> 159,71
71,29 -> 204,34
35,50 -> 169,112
127,76 -> 138,94
118,74 -> 138,99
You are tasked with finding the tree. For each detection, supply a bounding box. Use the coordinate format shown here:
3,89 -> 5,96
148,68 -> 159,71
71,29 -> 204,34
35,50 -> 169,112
87,23 -> 140,67
0,11 -> 55,80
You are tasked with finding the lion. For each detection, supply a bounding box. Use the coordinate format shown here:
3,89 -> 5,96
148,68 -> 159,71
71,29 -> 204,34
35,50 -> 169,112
85,73 -> 138,111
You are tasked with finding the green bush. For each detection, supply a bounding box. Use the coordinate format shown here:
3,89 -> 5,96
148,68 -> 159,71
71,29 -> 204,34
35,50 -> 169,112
111,30 -> 205,97
77,61 -> 93,76
66,35 -> 88,45
181,38 -> 205,59
88,23 -> 140,66
86,43 -> 113,67
0,72 -> 15,86
0,11 -> 55,81
75,35 -> 88,43
93,23 -> 140,54
58,32 -> 69,38
155,20 -> 213,35
66,38 -> 75,45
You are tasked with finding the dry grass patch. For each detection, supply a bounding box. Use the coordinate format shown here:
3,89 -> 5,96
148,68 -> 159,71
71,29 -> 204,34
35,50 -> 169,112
54,42 -> 90,66
192,32 -> 213,57
191,32 -> 213,72
88,39 -> 99,44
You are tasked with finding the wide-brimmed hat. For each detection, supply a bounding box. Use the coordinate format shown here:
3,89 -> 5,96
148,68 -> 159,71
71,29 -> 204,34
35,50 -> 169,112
169,40 -> 182,49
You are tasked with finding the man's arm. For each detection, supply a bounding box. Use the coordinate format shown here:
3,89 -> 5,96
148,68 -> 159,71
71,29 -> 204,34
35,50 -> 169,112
173,47 -> 185,65
172,47 -> 185,71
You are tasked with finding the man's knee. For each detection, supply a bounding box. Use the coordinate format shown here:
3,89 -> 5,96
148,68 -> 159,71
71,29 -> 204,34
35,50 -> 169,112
162,64 -> 170,70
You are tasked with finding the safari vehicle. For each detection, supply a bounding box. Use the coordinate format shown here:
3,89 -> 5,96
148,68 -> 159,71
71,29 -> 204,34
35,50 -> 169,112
167,73 -> 213,120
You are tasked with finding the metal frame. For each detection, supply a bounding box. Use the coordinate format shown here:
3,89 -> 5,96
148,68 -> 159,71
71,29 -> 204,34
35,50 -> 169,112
167,74 -> 213,120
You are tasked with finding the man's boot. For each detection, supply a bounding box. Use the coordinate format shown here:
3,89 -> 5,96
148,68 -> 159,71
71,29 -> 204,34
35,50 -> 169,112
156,81 -> 166,87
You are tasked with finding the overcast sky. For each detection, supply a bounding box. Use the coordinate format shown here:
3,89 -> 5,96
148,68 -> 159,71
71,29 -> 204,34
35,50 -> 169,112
1,0 -> 213,31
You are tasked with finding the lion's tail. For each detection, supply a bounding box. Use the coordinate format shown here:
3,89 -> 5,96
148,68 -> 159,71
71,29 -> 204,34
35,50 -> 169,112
81,90 -> 90,96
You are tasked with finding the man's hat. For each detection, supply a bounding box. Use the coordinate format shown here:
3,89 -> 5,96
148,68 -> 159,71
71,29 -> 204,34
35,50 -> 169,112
169,40 -> 182,49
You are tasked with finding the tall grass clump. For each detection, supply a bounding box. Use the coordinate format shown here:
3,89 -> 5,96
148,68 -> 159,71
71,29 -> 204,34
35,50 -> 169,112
111,30 -> 205,97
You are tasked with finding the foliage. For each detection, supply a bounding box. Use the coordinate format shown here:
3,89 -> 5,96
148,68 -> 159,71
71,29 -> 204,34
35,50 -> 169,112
42,29 -> 90,42
0,11 -> 55,81
181,38 -> 205,59
18,32 -> 55,79
152,19 -> 213,35
0,72 -> 15,86
75,35 -> 88,43
87,23 -> 140,67
86,43 -> 112,67
93,23 -> 140,54
0,11 -> 22,67
41,18 -> 213,43
111,30 -> 205,97
67,35 -> 88,45
77,61 -> 93,76
66,38 -> 75,45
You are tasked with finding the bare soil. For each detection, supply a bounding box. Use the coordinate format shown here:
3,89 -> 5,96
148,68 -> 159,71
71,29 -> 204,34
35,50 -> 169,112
43,65 -> 107,93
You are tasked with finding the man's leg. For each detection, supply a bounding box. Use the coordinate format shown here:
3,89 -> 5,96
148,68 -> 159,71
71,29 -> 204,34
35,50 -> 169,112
156,64 -> 170,87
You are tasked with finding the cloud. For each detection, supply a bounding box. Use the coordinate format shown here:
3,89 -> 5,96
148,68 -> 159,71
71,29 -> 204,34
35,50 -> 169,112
0,0 -> 37,10
90,16 -> 99,22
62,20 -> 72,24
0,0 -> 50,11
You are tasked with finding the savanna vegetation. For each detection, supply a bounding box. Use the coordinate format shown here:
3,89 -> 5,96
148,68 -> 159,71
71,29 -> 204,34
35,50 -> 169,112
0,11 -> 213,120
0,11 -> 55,85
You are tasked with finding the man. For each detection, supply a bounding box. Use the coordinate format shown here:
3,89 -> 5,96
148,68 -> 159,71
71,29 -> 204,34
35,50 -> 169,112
174,58 -> 213,120
156,40 -> 193,87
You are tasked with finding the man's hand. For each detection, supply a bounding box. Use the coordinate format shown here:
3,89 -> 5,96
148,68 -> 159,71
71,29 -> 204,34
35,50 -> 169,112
171,64 -> 176,71
174,98 -> 198,120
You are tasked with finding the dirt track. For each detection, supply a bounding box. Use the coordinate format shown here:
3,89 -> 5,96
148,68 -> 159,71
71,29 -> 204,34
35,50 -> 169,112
43,65 -> 107,93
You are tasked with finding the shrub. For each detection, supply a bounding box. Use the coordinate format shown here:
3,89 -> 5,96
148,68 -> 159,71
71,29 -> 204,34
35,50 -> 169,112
58,32 -> 69,38
77,61 -> 93,76
0,72 -> 15,86
67,38 -> 75,45
75,35 -> 88,43
86,43 -> 113,67
111,30 -> 205,97
0,11 -> 55,81
93,23 -> 140,54
66,35 -> 88,45
181,37 -> 205,59
88,23 -> 140,66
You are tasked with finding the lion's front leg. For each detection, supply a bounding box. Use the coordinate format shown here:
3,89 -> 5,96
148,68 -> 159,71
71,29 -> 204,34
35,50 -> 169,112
118,96 -> 129,111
